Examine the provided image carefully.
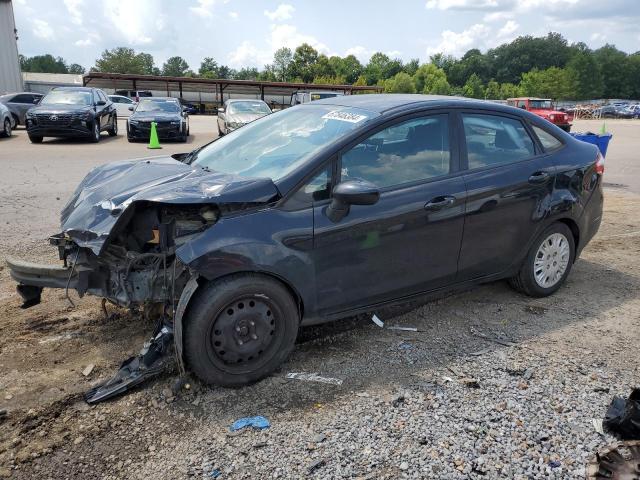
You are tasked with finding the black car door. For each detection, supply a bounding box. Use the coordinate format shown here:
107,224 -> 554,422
93,90 -> 108,128
456,111 -> 557,281
312,112 -> 467,315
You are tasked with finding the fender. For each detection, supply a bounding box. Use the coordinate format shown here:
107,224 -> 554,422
173,274 -> 200,374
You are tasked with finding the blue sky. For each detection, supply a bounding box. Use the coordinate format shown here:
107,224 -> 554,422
12,0 -> 640,71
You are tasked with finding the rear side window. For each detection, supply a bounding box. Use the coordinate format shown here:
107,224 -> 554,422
341,114 -> 450,188
11,94 -> 33,103
532,125 -> 563,152
462,114 -> 535,169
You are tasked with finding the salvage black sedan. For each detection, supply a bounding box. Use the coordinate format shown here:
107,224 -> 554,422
127,97 -> 189,142
25,87 -> 117,143
7,95 -> 604,402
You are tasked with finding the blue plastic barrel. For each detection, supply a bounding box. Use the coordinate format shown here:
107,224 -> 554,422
570,132 -> 613,157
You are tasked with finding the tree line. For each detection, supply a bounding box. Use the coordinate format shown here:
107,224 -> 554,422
18,33 -> 640,100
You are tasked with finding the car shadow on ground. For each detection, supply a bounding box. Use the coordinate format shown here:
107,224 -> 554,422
38,134 -> 121,145
90,256 -> 638,421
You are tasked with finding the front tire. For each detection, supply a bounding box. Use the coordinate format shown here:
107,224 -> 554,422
509,222 -> 575,297
90,119 -> 100,143
107,115 -> 118,137
184,274 -> 299,387
28,134 -> 43,143
2,118 -> 11,137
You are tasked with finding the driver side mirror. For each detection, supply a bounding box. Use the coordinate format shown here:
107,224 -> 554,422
96,100 -> 106,106
128,106 -> 134,111
217,107 -> 224,113
326,180 -> 380,222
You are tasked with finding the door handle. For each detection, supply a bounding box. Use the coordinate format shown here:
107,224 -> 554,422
528,171 -> 551,184
425,195 -> 456,211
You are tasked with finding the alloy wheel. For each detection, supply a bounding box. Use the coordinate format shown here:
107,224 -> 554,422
3,119 -> 11,137
533,232 -> 570,288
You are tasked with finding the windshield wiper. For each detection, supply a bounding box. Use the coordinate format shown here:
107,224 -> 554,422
181,146 -> 205,165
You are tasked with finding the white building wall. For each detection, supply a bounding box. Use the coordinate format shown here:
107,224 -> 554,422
0,0 -> 23,94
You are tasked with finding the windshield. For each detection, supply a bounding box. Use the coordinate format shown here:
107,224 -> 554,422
228,101 -> 271,115
136,100 -> 180,113
192,105 -> 378,181
530,100 -> 553,109
41,90 -> 92,106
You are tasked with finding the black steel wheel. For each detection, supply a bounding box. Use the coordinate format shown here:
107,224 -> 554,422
108,115 -> 118,136
90,119 -> 100,143
2,118 -> 11,137
184,274 -> 299,386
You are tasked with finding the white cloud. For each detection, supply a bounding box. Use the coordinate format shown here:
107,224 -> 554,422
63,0 -> 83,26
426,0 -> 501,10
31,19 -> 54,40
344,45 -> 373,62
264,4 -> 295,22
483,11 -> 513,22
427,23 -> 490,57
103,0 -> 166,44
190,0 -> 227,19
74,32 -> 100,47
497,19 -> 519,38
590,32 -> 606,42
228,11 -> 239,20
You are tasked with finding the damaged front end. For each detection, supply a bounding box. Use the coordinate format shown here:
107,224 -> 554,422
7,156 -> 280,403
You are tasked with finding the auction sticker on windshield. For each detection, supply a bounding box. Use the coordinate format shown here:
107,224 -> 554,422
322,111 -> 368,123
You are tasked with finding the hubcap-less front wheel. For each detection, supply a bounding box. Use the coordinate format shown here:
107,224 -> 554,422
207,296 -> 280,374
3,119 -> 10,137
533,232 -> 570,288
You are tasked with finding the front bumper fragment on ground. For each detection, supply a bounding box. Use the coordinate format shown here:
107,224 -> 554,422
6,256 -> 78,308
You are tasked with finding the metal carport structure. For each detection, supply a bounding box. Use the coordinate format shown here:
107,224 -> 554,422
82,72 -> 382,111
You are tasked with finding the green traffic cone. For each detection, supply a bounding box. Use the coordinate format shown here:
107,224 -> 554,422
147,121 -> 162,149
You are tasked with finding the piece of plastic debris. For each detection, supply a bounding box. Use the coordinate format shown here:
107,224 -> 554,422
307,459 -> 326,473
82,364 -> 95,377
462,378 -> 480,389
209,469 -> 221,478
398,342 -> 413,350
442,376 -> 454,383
387,326 -> 418,332
371,314 -> 384,328
586,440 -> 640,479
286,372 -> 343,386
603,388 -> 640,439
548,460 -> 561,468
592,418 -> 605,435
230,416 -> 270,432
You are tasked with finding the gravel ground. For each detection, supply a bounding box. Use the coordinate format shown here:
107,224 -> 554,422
0,119 -> 638,479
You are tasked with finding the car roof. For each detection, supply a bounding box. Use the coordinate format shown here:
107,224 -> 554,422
51,86 -> 94,92
139,97 -> 178,102
313,94 -> 503,114
226,98 -> 267,103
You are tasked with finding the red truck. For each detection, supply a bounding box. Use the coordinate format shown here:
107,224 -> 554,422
507,97 -> 572,132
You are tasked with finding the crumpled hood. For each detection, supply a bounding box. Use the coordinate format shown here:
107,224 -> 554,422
60,156 -> 280,255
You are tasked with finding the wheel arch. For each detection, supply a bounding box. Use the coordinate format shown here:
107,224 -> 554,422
555,217 -> 580,259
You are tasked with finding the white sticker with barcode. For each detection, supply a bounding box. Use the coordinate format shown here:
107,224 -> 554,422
322,111 -> 367,123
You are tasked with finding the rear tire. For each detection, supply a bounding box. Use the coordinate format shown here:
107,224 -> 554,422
509,222 -> 575,297
28,134 -> 43,143
2,118 -> 11,137
184,274 -> 299,387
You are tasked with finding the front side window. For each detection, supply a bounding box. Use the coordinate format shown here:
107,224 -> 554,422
462,114 -> 535,169
340,115 -> 450,189
532,125 -> 563,152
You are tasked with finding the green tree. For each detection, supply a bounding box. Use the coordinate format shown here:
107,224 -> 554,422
20,54 -> 68,73
403,58 -> 420,77
413,64 -> 449,94
462,73 -> 485,98
383,72 -> 416,93
485,80 -> 501,99
162,56 -> 190,77
291,43 -> 319,83
499,82 -> 521,99
67,63 -> 85,74
93,47 -> 157,74
235,67 -> 260,80
628,53 -> 640,99
199,57 -> 219,78
519,67 -> 573,99
272,47 -> 293,81
593,45 -> 631,98
313,54 -> 335,79
566,51 -> 603,100
363,52 -> 392,84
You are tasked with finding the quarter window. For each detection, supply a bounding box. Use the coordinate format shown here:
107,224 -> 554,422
341,115 -> 450,188
462,114 -> 535,169
532,125 -> 563,151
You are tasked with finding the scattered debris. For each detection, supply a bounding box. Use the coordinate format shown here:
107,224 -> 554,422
523,368 -> 534,381
442,376 -> 454,383
230,416 -> 270,432
604,388 -> 640,439
593,419 -> 605,435
371,314 -> 384,328
462,378 -> 480,389
286,372 -> 343,386
398,341 -> 413,350
524,305 -> 547,315
594,386 -> 611,394
253,442 -> 268,449
586,440 -> 640,479
0,409 -> 7,422
387,326 -> 418,332
307,459 -> 326,474
82,364 -> 95,377
548,460 -> 561,468
392,393 -> 405,407
209,469 -> 221,478
311,433 -> 326,443
472,330 -> 518,347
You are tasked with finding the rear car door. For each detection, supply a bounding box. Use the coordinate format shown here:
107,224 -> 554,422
7,94 -> 35,123
456,111 -> 557,281
312,112 -> 467,315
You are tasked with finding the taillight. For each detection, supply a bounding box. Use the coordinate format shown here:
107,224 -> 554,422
595,150 -> 605,175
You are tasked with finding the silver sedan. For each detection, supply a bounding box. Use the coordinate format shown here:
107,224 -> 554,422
217,99 -> 272,136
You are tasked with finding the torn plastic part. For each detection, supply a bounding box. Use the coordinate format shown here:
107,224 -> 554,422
16,284 -> 42,309
586,440 -> 640,479
371,314 -> 384,328
286,372 -> 343,386
604,388 -> 640,440
84,325 -> 174,404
